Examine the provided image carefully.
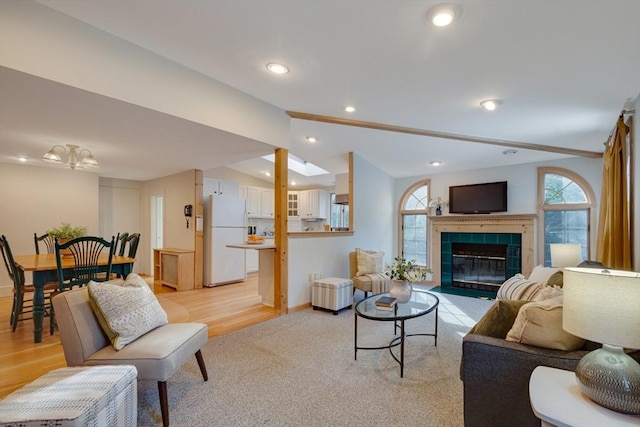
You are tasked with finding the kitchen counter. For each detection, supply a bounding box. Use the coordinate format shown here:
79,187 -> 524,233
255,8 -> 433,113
227,243 -> 276,250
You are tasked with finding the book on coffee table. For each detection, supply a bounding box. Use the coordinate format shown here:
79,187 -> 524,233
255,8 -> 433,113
375,296 -> 397,308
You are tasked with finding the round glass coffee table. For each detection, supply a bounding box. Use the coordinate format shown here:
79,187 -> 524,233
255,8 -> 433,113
354,289 -> 439,377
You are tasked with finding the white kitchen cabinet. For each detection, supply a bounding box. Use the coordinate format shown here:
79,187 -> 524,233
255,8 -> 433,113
287,191 -> 299,217
207,178 -> 238,197
260,189 -> 274,218
246,187 -> 262,218
245,186 -> 274,218
299,189 -> 328,219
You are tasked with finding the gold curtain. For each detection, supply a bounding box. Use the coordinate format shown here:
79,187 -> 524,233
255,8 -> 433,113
596,116 -> 631,269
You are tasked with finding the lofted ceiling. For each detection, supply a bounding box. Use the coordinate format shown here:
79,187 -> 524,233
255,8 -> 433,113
1,0 -> 638,188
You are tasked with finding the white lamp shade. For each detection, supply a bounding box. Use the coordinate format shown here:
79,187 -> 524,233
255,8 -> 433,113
563,268 -> 640,349
550,243 -> 582,268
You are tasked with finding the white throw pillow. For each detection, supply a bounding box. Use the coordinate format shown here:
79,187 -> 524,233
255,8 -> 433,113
528,265 -> 561,284
356,248 -> 384,275
533,285 -> 563,302
88,273 -> 168,350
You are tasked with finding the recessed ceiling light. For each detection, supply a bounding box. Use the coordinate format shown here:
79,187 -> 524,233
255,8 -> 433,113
290,181 -> 296,186
480,99 -> 502,111
305,136 -> 317,143
266,63 -> 289,74
264,171 -> 271,177
430,161 -> 442,166
502,149 -> 518,156
427,4 -> 462,27
17,157 -> 27,162
343,105 -> 356,113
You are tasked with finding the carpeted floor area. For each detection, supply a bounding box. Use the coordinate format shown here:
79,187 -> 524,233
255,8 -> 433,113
136,287 -> 493,426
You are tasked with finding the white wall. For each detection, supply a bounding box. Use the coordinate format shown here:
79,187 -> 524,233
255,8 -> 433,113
0,163 -> 99,295
287,153 -> 395,308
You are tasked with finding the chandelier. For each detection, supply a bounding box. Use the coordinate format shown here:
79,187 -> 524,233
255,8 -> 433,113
41,144 -> 99,169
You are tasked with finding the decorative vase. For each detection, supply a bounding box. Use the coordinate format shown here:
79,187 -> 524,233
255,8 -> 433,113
389,280 -> 412,303
58,238 -> 73,258
436,207 -> 442,215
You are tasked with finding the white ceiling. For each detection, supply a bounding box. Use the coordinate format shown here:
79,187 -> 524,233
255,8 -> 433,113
1,0 -> 638,187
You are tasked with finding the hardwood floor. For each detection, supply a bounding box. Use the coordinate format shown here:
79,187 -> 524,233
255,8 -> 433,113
0,274 -> 278,398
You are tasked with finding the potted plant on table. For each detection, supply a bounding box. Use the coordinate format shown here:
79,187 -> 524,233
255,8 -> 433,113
47,223 -> 88,256
385,257 -> 432,303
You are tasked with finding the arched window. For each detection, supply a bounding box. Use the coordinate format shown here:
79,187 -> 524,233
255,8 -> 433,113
398,180 -> 430,267
537,167 -> 595,266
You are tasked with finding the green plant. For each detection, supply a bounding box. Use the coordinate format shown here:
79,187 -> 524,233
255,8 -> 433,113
385,256 -> 432,282
47,222 -> 88,240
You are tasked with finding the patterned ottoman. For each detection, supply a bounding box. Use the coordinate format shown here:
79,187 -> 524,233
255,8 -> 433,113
0,365 -> 137,427
312,277 -> 353,315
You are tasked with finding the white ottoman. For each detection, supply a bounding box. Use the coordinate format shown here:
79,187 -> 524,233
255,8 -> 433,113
0,365 -> 137,427
312,277 -> 353,315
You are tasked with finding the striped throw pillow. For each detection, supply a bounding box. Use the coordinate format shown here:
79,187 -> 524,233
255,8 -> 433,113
497,275 -> 543,301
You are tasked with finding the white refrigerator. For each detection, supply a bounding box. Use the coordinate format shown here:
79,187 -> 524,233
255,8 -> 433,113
204,194 -> 246,286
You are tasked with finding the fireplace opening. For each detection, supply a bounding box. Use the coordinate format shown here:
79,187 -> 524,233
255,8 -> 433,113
452,243 -> 507,292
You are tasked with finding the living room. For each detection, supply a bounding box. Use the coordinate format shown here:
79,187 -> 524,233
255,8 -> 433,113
0,1 -> 639,425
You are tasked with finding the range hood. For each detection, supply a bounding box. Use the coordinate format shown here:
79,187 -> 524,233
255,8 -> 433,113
334,194 -> 349,205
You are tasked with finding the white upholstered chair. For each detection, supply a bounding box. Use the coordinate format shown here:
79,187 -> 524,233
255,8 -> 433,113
52,286 -> 208,427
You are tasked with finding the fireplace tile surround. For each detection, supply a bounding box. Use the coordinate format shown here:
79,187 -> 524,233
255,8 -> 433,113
429,214 -> 536,288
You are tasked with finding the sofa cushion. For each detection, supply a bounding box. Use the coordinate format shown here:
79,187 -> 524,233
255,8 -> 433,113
506,295 -> 585,350
88,273 -> 168,350
355,248 -> 384,275
497,275 -> 543,301
468,299 -> 530,339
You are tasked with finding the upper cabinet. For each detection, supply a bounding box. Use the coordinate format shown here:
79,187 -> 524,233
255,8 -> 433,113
245,186 -> 274,218
205,178 -> 239,197
287,192 -> 299,217
260,188 -> 274,218
299,189 -> 328,219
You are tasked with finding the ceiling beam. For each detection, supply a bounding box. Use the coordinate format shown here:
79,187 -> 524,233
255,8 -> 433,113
286,111 -> 603,159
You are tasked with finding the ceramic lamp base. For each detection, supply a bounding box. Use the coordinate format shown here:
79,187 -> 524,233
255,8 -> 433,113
575,344 -> 640,415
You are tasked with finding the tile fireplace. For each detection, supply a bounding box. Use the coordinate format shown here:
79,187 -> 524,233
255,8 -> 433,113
429,214 -> 536,292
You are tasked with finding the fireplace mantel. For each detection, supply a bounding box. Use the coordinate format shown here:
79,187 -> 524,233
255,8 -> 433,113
430,214 -> 537,285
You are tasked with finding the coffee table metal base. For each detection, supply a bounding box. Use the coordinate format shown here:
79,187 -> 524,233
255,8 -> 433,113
354,291 -> 439,378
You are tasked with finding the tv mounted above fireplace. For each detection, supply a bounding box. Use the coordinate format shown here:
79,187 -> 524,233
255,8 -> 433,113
448,181 -> 507,214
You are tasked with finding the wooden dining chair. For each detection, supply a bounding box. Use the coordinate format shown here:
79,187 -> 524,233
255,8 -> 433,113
54,236 -> 116,292
113,233 -> 140,278
1,235 -> 57,333
33,233 -> 55,255
115,232 -> 129,257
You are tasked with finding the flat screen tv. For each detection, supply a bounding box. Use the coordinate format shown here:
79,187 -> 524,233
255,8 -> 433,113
448,181 -> 507,214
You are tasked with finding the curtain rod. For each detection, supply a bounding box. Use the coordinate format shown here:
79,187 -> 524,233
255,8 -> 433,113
605,109 -> 635,145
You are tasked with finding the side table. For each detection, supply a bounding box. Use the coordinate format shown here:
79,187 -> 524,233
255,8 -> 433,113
529,366 -> 640,427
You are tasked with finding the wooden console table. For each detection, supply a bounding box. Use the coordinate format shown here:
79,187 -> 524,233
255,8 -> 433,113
153,248 -> 194,291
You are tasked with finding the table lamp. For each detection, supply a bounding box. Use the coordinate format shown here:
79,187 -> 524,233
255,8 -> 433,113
549,243 -> 582,268
563,267 -> 640,414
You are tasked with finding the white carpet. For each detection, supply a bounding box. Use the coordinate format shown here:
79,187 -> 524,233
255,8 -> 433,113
136,288 -> 493,426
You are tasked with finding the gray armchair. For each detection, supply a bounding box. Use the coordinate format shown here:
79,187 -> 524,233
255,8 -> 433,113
52,286 -> 208,427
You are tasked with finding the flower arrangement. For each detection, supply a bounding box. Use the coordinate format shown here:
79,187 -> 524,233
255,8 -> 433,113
47,223 -> 88,240
385,256 -> 432,283
428,197 -> 448,210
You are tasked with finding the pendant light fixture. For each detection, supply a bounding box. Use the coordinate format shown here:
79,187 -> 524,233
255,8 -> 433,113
41,144 -> 99,169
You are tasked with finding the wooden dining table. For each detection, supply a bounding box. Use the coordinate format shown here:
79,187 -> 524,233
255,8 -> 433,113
13,253 -> 136,343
